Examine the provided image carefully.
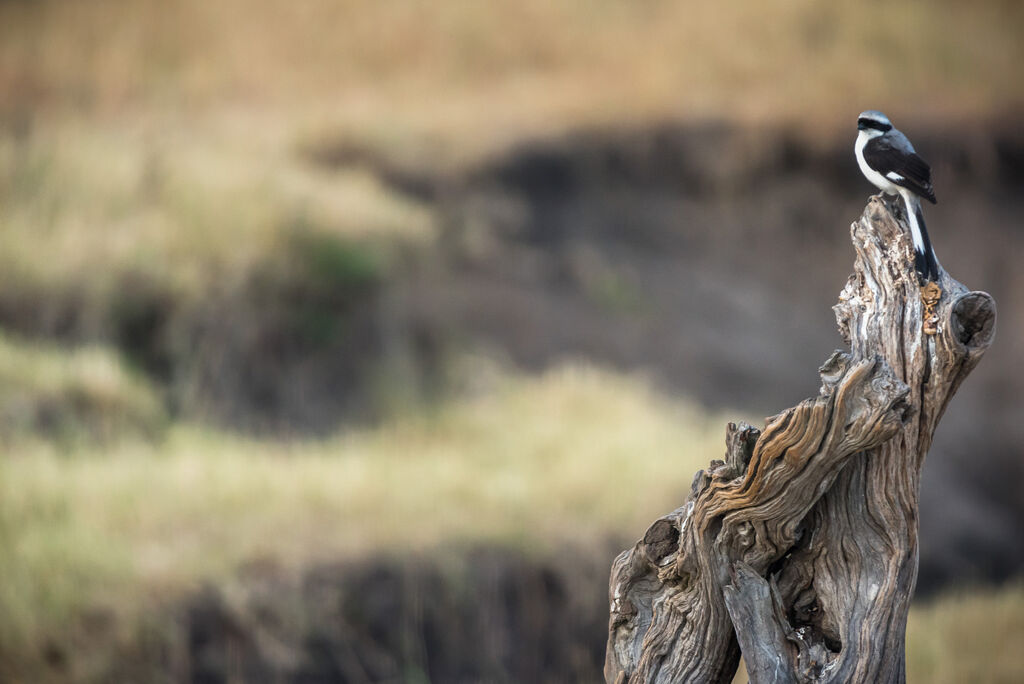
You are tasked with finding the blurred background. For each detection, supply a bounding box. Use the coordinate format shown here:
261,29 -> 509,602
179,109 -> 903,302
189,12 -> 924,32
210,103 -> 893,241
1,0 -> 1022,681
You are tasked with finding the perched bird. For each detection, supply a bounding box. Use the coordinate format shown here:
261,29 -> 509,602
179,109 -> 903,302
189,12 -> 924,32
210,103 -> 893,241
855,110 -> 939,282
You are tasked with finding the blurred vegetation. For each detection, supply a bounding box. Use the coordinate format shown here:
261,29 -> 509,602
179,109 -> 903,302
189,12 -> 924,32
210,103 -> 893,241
0,123 -> 428,429
1,360 -> 1021,681
0,0 -> 1021,680
1,0 -> 1021,426
0,364 -> 724,679
906,585 -> 1024,684
0,332 -> 165,445
2,0 -> 1022,146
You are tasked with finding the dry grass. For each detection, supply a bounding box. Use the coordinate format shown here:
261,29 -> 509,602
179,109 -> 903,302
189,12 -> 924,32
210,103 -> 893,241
906,583 -> 1024,683
0,119 -> 433,311
2,1 -> 1020,341
1,1 -> 1021,400
2,0 -> 1022,150
1,351 -> 1020,680
0,331 -> 165,444
0,362 -> 728,677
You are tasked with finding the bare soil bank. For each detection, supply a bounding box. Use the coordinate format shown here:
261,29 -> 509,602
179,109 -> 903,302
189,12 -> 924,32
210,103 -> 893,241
101,548 -> 610,684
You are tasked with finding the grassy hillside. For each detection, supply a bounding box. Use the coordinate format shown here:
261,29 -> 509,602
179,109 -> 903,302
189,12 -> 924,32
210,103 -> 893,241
2,0 -> 1022,430
0,332 -> 165,445
0,357 -> 727,679
3,0 -> 1021,355
1,351 -> 1021,680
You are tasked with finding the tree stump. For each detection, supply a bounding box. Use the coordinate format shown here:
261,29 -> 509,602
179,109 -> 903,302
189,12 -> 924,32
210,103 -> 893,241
605,195 -> 996,684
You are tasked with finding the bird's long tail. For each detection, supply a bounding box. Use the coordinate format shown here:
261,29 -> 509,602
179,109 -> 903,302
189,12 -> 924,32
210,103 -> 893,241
901,191 -> 939,282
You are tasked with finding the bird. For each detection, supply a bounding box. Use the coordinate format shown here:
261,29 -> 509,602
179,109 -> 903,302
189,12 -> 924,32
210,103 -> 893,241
854,110 -> 939,282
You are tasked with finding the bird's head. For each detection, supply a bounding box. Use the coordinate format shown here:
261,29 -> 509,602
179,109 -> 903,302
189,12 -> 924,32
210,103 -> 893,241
857,110 -> 893,135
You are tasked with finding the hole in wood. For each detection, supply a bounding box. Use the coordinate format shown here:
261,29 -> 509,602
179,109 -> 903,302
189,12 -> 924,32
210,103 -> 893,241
952,291 -> 996,348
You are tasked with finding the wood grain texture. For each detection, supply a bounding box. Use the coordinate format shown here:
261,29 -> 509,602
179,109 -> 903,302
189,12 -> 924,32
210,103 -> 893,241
605,196 -> 995,684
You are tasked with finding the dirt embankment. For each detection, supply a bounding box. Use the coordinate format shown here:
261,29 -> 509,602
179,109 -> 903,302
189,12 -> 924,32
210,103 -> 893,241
100,548 -> 609,684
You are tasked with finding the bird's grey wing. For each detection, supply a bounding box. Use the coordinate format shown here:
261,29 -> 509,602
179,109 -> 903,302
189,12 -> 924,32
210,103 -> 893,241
863,136 -> 936,203
885,129 -> 916,154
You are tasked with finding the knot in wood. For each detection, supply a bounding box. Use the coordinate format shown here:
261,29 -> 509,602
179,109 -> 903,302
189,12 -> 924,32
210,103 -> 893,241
642,518 -> 680,565
818,350 -> 851,396
735,520 -> 755,550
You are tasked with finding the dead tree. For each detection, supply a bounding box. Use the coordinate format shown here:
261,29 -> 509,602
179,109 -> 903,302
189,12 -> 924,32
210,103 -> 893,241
605,196 -> 996,684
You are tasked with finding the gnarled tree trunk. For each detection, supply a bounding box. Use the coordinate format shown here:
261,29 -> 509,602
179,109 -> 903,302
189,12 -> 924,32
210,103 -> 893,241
605,195 -> 996,684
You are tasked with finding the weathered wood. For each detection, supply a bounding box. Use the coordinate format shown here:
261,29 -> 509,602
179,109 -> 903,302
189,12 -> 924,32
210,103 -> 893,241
605,195 -> 995,683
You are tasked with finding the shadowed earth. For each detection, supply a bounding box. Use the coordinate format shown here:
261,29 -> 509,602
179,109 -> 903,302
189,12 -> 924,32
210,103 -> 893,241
101,549 -> 610,684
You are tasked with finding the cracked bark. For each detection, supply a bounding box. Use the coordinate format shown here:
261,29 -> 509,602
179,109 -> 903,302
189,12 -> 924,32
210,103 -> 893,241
605,196 -> 996,684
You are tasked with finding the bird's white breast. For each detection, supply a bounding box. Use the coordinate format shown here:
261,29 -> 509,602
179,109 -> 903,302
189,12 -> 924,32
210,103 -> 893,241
855,130 -> 900,195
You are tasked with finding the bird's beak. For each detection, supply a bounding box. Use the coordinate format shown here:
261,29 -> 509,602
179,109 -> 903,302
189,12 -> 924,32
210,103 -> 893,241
857,121 -> 868,131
